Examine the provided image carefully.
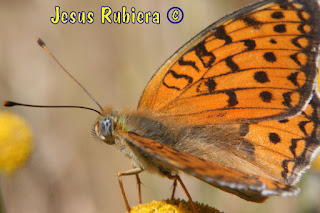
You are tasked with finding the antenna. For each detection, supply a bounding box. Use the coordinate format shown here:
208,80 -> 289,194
3,38 -> 104,115
3,101 -> 101,115
37,38 -> 103,111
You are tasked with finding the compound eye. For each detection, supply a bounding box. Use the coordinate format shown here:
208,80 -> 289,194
99,118 -> 113,137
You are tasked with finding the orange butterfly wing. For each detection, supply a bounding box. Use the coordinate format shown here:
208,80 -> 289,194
138,0 -> 320,124
133,0 -> 320,201
117,131 -> 299,202
239,93 -> 320,184
119,93 -> 320,201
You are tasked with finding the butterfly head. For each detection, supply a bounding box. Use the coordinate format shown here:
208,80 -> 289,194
94,108 -> 117,145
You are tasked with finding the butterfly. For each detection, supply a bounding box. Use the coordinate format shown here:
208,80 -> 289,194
4,0 -> 320,212
91,0 -> 320,211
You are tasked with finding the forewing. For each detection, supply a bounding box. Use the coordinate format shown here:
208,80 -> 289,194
138,0 -> 320,124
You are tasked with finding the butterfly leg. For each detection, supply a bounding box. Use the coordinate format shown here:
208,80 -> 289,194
117,167 -> 143,212
136,174 -> 142,204
171,179 -> 177,200
167,175 -> 198,213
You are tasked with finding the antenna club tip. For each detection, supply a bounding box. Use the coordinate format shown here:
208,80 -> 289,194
37,37 -> 46,47
3,101 -> 14,107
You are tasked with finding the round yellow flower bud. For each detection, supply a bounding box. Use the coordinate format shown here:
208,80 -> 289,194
0,111 -> 32,174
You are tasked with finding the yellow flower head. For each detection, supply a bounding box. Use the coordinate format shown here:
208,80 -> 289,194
0,111 -> 32,174
130,199 -> 220,213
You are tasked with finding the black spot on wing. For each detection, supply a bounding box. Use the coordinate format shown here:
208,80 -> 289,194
291,37 -> 303,48
270,39 -> 277,44
297,24 -> 308,34
225,90 -> 238,107
279,3 -> 295,10
281,160 -> 290,179
287,72 -> 299,87
225,56 -> 239,72
289,138 -> 300,158
282,92 -> 292,107
194,41 -> 216,68
271,11 -> 284,19
204,78 -> 217,93
298,121 -> 310,135
163,70 -> 193,90
243,39 -> 256,50
269,132 -> 281,144
274,24 -> 287,33
242,16 -> 263,29
278,119 -> 289,123
254,71 -> 270,83
263,52 -> 277,63
290,53 -> 302,66
260,91 -> 273,103
214,25 -> 232,44
178,57 -> 199,72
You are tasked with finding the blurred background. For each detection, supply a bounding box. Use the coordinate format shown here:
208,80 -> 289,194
1,0 -> 320,212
